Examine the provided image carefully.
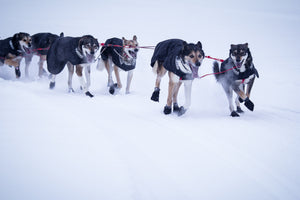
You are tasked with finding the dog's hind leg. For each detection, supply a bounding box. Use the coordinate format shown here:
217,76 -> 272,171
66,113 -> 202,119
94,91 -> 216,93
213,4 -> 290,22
38,55 -> 47,78
67,62 -> 74,92
222,84 -> 239,117
151,61 -> 166,102
104,58 -> 114,87
125,70 -> 134,94
49,74 -> 56,89
114,65 -> 122,89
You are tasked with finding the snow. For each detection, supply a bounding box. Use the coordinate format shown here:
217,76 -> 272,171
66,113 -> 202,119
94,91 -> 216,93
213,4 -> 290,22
1,0 -> 300,199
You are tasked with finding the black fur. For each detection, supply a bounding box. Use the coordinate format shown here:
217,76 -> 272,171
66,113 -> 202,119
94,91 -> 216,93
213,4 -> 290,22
47,35 -> 99,75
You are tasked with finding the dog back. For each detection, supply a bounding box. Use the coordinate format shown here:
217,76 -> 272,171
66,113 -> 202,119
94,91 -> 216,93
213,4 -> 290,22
47,36 -> 81,75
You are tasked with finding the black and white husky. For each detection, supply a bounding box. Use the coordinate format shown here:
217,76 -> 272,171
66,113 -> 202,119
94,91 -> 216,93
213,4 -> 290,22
47,35 -> 99,97
213,43 -> 259,117
150,39 -> 205,116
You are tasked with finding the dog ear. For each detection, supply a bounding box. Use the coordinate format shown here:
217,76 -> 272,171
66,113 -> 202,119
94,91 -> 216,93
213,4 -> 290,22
78,37 -> 85,51
196,41 -> 202,49
59,32 -> 64,37
133,35 -> 137,41
244,43 -> 248,48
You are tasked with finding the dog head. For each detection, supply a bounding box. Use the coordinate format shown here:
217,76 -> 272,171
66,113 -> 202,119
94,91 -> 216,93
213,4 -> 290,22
122,35 -> 139,60
12,32 -> 32,54
230,43 -> 251,72
181,41 -> 205,77
78,35 -> 99,63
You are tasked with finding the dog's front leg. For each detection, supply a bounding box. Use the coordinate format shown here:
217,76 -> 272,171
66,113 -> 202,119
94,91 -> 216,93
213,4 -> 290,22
246,77 -> 255,98
233,83 -> 254,111
67,62 -> 74,92
172,81 -> 182,112
76,65 -> 93,97
126,70 -> 134,94
84,65 -> 91,88
164,72 -> 179,114
178,80 -> 193,116
24,54 -> 32,78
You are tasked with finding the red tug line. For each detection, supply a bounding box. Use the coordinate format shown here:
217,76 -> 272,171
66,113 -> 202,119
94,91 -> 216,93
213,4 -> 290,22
2,44 -> 236,78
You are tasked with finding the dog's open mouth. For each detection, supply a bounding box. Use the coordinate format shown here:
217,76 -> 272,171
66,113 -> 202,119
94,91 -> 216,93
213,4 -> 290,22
235,59 -> 245,68
86,53 -> 95,63
128,50 -> 137,59
189,63 -> 199,78
22,45 -> 31,54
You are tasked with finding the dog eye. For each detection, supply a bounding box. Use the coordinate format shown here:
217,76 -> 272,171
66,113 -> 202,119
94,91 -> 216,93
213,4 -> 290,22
23,39 -> 27,42
190,55 -> 194,58
198,55 -> 202,58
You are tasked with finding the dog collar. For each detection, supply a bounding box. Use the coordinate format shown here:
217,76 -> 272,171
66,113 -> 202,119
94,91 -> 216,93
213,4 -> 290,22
75,48 -> 84,59
9,40 -> 15,50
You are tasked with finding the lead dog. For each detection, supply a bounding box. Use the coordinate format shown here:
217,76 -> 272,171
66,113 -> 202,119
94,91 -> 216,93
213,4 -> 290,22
150,39 -> 205,116
47,35 -> 99,97
0,32 -> 31,78
24,32 -> 63,78
97,36 -> 138,94
213,43 -> 259,117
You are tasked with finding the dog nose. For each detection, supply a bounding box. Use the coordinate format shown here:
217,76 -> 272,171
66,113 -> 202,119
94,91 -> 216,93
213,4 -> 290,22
195,61 -> 201,67
28,43 -> 32,48
134,48 -> 139,52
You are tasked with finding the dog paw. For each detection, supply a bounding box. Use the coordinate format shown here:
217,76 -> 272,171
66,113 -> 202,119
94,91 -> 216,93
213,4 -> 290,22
109,83 -> 118,95
177,106 -> 187,116
231,111 -> 240,117
151,88 -> 160,102
173,103 -> 180,112
236,106 -> 244,113
15,67 -> 21,78
85,91 -> 94,98
49,82 -> 55,89
163,105 -> 172,115
238,97 -> 244,103
244,98 -> 254,111
68,88 -> 75,93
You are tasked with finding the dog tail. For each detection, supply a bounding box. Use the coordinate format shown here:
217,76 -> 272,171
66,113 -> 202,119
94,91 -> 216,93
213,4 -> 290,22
213,61 -> 222,81
96,58 -> 105,71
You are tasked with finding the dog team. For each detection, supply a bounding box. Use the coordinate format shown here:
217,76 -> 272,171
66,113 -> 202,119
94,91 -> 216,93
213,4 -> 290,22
0,32 -> 259,117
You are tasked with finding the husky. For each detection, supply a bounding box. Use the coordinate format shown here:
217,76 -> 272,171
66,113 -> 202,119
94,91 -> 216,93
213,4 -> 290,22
96,36 -> 138,94
0,32 -> 32,78
150,39 -> 205,116
213,43 -> 259,117
24,32 -> 63,78
47,35 -> 99,97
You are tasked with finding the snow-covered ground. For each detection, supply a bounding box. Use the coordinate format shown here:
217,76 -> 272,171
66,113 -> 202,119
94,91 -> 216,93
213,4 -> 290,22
1,0 -> 300,199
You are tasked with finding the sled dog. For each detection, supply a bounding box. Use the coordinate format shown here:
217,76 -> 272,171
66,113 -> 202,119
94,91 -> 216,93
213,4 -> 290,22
0,32 -> 31,78
213,43 -> 259,117
150,39 -> 205,116
97,36 -> 138,94
47,35 -> 99,97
